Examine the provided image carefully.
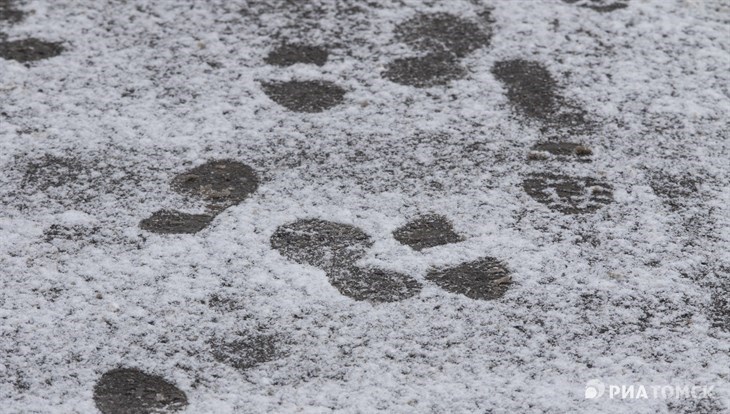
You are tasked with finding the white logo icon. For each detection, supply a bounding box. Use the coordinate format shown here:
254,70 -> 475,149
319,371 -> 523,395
585,379 -> 605,399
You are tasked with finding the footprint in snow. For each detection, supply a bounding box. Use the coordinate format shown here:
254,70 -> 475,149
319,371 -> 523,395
93,368 -> 188,414
140,160 -> 259,234
382,12 -> 492,88
0,2 -> 64,62
271,214 -> 512,302
490,58 -> 614,215
261,43 -> 346,113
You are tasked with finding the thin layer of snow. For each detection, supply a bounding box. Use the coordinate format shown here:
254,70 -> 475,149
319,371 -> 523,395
1,0 -> 729,413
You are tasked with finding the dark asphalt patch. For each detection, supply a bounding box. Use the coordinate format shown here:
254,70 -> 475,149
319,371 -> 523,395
270,218 -> 372,269
563,0 -> 628,12
140,160 -> 258,234
261,80 -> 346,113
0,0 -> 24,23
427,257 -> 511,300
265,43 -> 329,66
0,39 -> 63,62
491,59 -> 589,132
383,54 -> 465,87
171,160 -> 259,209
272,219 -> 422,302
394,12 -> 491,58
139,210 -> 214,234
393,214 -> 462,251
522,173 -> 613,214
93,368 -> 188,414
329,267 -> 422,303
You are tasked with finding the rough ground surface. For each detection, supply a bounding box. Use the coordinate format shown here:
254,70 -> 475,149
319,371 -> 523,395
92,368 -> 188,414
1,0 -> 729,413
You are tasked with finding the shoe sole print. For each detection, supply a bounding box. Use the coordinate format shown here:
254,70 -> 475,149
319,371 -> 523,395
271,214 -> 512,303
260,42 -> 347,113
12,2 -> 711,413
0,1 -> 63,63
140,160 -> 259,234
383,12 -> 493,88
491,58 -> 615,215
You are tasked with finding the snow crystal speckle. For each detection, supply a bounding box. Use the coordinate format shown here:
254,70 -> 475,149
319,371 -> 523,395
0,38 -> 63,63
1,0 -> 729,412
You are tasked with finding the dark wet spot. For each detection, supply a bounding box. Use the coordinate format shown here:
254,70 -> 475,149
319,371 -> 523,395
649,171 -> 699,209
265,43 -> 329,66
262,80 -> 345,113
0,0 -> 24,23
491,59 -> 588,130
270,219 -> 372,269
528,142 -> 592,162
383,54 -> 465,87
395,12 -> 491,58
491,59 -> 558,120
271,219 -> 420,303
140,210 -> 214,234
0,39 -> 63,63
587,3 -> 627,12
426,257 -> 511,300
329,267 -> 422,303
211,334 -> 280,370
171,160 -> 259,209
93,368 -> 188,414
564,0 -> 628,12
393,214 -> 462,251
523,173 -> 613,214
22,155 -> 85,190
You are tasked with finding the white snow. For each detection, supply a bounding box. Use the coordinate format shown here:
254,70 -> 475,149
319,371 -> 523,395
1,0 -> 729,413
